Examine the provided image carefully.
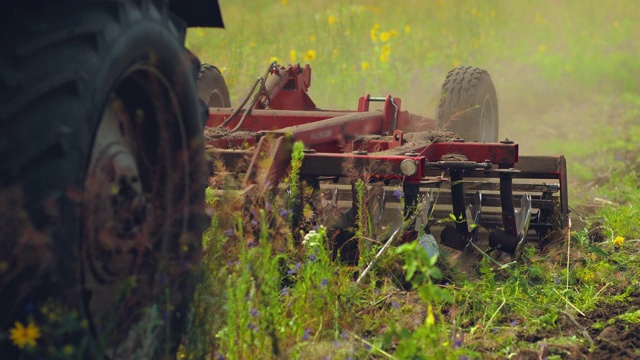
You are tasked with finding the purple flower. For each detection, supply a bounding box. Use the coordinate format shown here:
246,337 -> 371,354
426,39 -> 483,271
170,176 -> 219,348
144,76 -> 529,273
309,253 -> 317,262
554,277 -> 561,284
251,219 -> 258,227
303,328 -> 311,341
364,339 -> 371,350
392,189 -> 403,200
216,352 -> 226,360
248,323 -> 257,330
225,228 -> 234,237
341,330 -> 348,340
459,356 -> 468,360
281,287 -> 289,296
392,301 -> 400,309
510,320 -> 518,327
454,336 -> 463,348
250,308 -> 258,317
279,209 -> 288,217
320,278 -> 329,287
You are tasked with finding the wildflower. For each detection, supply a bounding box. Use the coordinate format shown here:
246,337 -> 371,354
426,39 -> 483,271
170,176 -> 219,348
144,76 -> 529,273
538,44 -> 546,53
613,236 -> 624,246
309,253 -> 317,262
250,308 -> 258,317
454,336 -> 463,348
332,49 -> 339,59
303,328 -> 311,341
380,31 -> 391,42
287,262 -> 302,274
251,219 -> 258,228
310,34 -> 316,42
279,209 -> 288,218
269,56 -> 279,64
281,287 -> 290,296
9,321 -> 41,349
303,50 -> 316,62
370,23 -> 379,42
554,277 -> 561,284
290,50 -> 297,63
391,301 -> 400,309
225,228 -> 233,237
361,61 -> 370,71
327,15 -> 336,25
281,0 -> 288,5
341,330 -> 348,340
320,278 -> 328,287
248,323 -> 257,330
404,24 -> 411,33
392,189 -> 403,200
380,44 -> 391,62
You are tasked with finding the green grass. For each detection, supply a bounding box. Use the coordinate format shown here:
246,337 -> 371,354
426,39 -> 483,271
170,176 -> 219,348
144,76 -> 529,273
184,1 -> 640,359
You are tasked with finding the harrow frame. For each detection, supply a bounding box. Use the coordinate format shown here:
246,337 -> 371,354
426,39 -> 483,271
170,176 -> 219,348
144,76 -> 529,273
205,63 -> 569,258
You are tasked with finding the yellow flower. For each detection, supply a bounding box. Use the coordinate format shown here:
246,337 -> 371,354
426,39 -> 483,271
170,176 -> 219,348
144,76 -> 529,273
370,23 -> 379,42
379,44 -> 391,62
453,60 -> 462,67
281,0 -> 288,5
361,61 -> 370,71
538,44 -> 546,53
310,34 -> 316,42
269,56 -> 280,64
303,50 -> 316,62
390,29 -> 398,37
332,49 -> 339,59
290,50 -> 297,63
327,15 -> 336,25
404,25 -> 411,33
613,236 -> 624,246
10,321 -> 41,349
380,31 -> 391,42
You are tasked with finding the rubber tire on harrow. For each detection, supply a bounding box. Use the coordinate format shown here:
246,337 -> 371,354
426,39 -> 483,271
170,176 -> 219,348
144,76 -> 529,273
436,66 -> 499,142
197,64 -> 232,108
0,2 -> 206,358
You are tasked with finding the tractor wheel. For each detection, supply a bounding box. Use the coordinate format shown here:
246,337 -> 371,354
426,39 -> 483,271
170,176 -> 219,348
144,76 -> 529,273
0,2 -> 206,358
197,64 -> 232,107
436,66 -> 499,142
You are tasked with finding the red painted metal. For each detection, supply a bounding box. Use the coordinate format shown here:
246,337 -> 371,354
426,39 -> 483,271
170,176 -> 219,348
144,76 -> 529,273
204,63 -> 569,233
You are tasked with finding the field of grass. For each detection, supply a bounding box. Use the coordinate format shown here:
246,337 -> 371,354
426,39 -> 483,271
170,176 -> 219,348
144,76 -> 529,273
184,1 -> 640,359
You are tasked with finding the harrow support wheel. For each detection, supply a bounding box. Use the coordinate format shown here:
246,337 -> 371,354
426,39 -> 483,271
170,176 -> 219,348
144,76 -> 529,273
437,66 -> 499,142
197,64 -> 232,108
0,2 -> 207,357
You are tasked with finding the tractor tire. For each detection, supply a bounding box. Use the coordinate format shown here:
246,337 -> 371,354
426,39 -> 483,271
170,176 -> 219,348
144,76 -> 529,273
436,66 -> 499,142
0,2 -> 206,358
197,64 -> 231,107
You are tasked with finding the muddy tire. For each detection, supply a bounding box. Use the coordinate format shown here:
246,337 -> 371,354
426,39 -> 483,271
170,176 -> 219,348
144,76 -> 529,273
197,64 -> 231,107
436,66 -> 499,142
0,2 -> 206,358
